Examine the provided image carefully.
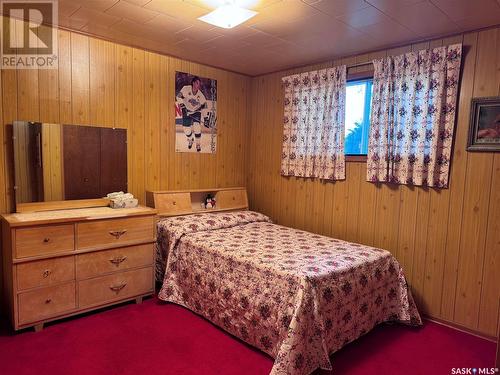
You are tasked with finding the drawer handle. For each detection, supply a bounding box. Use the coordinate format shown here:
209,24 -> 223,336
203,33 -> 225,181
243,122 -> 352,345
42,269 -> 52,278
45,298 -> 52,304
110,283 -> 127,293
109,230 -> 127,239
109,256 -> 127,266
43,238 -> 50,243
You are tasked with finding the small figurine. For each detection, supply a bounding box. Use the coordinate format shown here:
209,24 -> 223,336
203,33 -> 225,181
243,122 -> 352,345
204,194 -> 216,209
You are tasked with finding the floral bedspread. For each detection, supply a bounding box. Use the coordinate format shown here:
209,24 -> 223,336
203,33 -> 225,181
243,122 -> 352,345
156,211 -> 421,375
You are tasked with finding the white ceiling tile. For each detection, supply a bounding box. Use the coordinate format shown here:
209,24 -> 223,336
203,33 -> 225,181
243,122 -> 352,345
202,35 -> 254,50
430,0 -> 500,22
251,17 -> 313,37
382,1 -> 460,37
454,12 -> 500,31
184,0 -> 284,11
145,14 -> 194,33
175,25 -> 224,43
209,25 -> 261,39
240,30 -> 281,45
70,6 -> 122,27
70,0 -> 120,12
123,0 -> 153,5
113,19 -> 183,44
301,0 -> 322,4
58,0 -> 81,18
145,0 -> 209,20
309,0 -> 370,16
356,19 -> 417,45
337,6 -> 391,28
59,16 -> 87,30
247,0 -> 320,25
106,1 -> 159,23
276,18 -> 365,46
365,0 -> 426,13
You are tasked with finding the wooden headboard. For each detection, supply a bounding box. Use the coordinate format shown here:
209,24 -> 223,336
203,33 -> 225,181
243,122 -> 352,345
145,187 -> 248,217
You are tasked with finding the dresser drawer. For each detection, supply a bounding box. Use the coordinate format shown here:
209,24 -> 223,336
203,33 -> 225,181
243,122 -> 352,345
15,224 -> 75,258
76,244 -> 153,279
17,256 -> 75,290
76,216 -> 154,250
18,282 -> 76,325
78,267 -> 153,308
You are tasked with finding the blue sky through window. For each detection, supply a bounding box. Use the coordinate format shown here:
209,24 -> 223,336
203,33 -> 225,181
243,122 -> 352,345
345,79 -> 373,155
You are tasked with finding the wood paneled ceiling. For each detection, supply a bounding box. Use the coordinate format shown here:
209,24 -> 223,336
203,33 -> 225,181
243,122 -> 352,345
56,0 -> 500,75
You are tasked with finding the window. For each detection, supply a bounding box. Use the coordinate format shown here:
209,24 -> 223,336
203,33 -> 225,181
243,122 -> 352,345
345,79 -> 373,156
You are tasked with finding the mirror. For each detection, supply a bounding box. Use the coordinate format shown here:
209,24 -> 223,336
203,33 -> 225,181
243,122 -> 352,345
13,121 -> 127,204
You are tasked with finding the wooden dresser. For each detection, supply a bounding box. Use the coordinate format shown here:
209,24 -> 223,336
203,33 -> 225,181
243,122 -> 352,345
0,205 -> 157,331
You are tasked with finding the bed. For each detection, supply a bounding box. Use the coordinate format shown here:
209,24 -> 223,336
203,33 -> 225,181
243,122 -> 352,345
155,208 -> 421,375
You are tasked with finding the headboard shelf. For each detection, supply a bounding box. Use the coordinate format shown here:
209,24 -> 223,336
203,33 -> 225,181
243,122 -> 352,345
145,187 -> 248,217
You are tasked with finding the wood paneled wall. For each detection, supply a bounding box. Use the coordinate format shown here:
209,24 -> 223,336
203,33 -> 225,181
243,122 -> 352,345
0,25 -> 250,214
12,123 -> 34,203
41,123 -> 63,201
247,27 -> 500,337
14,122 -> 64,203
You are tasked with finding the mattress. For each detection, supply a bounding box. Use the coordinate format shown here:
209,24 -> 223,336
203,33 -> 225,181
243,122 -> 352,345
156,210 -> 421,375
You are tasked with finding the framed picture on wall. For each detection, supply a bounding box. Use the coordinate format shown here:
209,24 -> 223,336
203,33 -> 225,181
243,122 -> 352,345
174,71 -> 217,153
467,96 -> 500,152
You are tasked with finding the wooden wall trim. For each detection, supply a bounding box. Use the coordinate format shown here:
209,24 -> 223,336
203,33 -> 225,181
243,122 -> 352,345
423,315 -> 497,343
346,155 -> 368,163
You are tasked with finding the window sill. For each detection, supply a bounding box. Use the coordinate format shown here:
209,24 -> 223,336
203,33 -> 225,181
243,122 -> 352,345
346,155 -> 367,162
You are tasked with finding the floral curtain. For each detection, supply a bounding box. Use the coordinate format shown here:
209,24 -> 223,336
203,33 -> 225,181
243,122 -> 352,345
367,44 -> 462,188
281,65 -> 346,180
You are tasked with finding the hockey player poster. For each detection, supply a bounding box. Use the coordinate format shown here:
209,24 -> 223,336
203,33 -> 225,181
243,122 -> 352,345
175,71 -> 217,153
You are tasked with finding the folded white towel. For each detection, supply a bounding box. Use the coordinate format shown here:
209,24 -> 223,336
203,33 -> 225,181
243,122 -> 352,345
107,191 -> 125,199
106,192 -> 134,200
110,198 -> 138,209
107,191 -> 137,208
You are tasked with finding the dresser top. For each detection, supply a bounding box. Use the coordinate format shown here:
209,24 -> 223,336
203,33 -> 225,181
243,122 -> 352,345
1,205 -> 157,227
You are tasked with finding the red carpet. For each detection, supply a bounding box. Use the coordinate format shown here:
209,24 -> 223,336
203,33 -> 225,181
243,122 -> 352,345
0,297 -> 495,375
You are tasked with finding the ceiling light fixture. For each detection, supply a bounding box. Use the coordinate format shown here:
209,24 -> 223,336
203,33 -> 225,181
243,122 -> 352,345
198,1 -> 258,29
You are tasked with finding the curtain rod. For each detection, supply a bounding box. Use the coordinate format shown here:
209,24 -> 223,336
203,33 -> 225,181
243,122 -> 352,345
347,61 -> 373,69
282,60 -> 374,81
